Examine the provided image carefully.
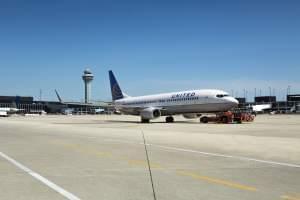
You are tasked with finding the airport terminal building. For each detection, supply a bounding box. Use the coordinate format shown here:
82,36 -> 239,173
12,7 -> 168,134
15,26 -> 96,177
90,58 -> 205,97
0,95 -> 108,114
236,94 -> 300,113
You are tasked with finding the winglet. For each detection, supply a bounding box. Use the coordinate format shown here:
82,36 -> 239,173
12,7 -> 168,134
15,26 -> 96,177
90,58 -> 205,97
12,96 -> 19,108
55,89 -> 63,103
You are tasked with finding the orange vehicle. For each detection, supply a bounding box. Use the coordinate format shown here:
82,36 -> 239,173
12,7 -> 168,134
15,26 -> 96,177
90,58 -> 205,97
200,111 -> 255,124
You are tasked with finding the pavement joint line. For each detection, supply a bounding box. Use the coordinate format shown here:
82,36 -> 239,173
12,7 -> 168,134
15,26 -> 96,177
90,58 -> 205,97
128,159 -> 163,169
54,141 -> 296,194
0,151 -> 81,200
65,140 -> 258,191
104,138 -> 300,168
177,170 -> 257,192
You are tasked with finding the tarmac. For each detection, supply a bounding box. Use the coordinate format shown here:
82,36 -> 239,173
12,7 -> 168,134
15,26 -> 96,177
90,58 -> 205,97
0,114 -> 300,200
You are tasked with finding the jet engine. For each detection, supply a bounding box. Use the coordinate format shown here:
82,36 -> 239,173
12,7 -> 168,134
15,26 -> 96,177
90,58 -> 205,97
183,113 -> 202,119
140,107 -> 161,119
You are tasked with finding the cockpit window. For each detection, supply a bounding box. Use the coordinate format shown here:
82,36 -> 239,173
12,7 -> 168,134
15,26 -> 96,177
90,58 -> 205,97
216,94 -> 229,98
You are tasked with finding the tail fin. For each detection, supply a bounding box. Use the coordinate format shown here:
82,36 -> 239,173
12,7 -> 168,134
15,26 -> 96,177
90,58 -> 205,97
12,96 -> 20,108
109,70 -> 124,101
55,89 -> 63,103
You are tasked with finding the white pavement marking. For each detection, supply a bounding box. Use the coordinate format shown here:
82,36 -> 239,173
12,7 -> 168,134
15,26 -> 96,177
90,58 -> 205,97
0,152 -> 81,200
151,144 -> 300,168
104,139 -> 300,168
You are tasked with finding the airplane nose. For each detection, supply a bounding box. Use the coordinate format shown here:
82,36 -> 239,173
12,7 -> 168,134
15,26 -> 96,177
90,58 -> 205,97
226,97 -> 239,106
232,98 -> 239,105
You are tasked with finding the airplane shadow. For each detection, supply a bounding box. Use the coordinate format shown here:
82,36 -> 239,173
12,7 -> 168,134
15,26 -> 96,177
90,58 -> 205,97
104,120 -> 198,124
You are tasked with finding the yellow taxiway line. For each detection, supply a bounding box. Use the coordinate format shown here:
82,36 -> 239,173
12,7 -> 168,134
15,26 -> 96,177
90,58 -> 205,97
177,170 -> 257,192
281,195 -> 300,200
58,141 -> 258,192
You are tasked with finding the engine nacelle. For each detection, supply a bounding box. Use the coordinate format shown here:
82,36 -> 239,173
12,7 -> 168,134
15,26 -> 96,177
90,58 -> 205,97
140,107 -> 161,120
183,113 -> 201,119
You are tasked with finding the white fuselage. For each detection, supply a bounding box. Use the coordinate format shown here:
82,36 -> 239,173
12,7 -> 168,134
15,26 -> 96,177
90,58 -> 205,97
114,89 -> 239,116
0,107 -> 21,115
0,107 -> 18,112
251,104 -> 272,112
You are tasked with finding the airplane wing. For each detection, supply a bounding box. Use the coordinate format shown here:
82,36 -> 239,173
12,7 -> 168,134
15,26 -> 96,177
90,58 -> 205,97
54,89 -> 113,108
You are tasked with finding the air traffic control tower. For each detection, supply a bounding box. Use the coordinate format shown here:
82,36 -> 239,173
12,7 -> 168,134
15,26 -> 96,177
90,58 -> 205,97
82,69 -> 94,103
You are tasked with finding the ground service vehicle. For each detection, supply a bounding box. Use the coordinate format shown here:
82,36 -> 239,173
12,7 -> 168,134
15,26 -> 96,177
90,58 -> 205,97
200,111 -> 255,124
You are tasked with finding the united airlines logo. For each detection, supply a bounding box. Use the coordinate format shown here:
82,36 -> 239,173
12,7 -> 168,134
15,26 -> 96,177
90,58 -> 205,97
171,92 -> 195,98
112,84 -> 122,98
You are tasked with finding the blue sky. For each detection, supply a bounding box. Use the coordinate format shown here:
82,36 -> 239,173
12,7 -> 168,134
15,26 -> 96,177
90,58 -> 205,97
0,0 -> 299,101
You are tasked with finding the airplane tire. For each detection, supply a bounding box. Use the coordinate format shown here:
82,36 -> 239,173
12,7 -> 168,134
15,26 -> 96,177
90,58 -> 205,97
166,116 -> 174,123
221,116 -> 228,123
141,118 -> 150,123
234,117 -> 242,124
200,116 -> 208,123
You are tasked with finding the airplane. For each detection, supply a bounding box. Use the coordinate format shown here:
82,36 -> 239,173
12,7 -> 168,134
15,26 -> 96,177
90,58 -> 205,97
109,70 -> 239,123
0,111 -> 8,117
0,104 -> 24,116
55,89 -> 113,107
251,104 -> 272,113
55,89 -> 94,106
0,107 -> 20,113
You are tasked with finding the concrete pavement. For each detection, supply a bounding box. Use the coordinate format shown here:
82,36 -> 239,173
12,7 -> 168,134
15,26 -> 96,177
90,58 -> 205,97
0,114 -> 300,200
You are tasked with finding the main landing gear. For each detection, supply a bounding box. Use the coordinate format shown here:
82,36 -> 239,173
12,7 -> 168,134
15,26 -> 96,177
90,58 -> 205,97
141,118 -> 150,123
165,116 -> 174,123
141,116 -> 174,123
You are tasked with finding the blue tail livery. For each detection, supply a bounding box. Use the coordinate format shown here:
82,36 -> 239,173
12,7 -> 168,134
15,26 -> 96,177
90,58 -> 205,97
109,70 -> 124,101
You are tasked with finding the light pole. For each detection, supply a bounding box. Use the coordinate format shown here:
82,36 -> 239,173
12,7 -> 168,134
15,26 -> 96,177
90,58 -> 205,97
254,88 -> 257,104
269,87 -> 272,103
259,89 -> 262,96
286,85 -> 291,112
